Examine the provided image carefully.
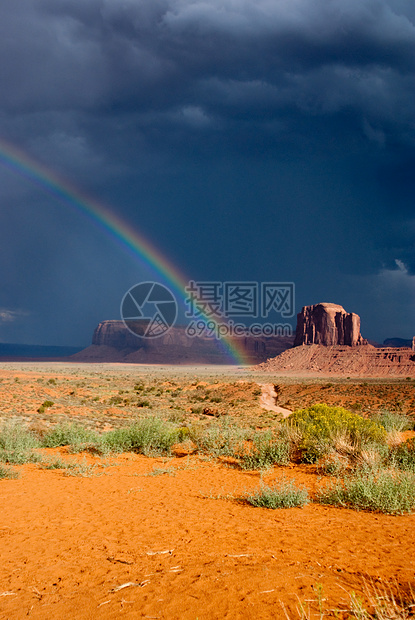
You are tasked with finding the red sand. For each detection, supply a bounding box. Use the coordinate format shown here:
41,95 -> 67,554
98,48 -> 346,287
1,452 -> 414,619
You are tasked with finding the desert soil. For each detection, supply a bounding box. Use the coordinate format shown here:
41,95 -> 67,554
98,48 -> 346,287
1,363 -> 415,619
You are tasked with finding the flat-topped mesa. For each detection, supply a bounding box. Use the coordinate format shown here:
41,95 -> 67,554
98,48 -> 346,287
82,319 -> 294,364
294,303 -> 367,347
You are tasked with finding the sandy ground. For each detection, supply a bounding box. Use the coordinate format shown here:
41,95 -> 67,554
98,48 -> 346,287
1,452 -> 414,620
0,363 -> 414,619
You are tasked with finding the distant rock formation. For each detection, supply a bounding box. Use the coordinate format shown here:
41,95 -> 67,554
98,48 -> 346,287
254,302 -> 415,376
383,337 -> 413,348
72,320 -> 294,365
294,303 -> 367,347
254,344 -> 415,377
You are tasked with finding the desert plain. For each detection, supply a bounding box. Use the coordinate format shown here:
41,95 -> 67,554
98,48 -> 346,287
0,362 -> 414,619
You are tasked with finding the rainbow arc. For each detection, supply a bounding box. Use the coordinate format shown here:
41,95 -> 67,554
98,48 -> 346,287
0,137 -> 249,364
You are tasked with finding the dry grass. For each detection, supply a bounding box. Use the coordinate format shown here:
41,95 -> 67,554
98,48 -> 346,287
284,579 -> 415,619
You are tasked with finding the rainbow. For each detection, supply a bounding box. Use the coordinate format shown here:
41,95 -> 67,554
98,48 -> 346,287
0,137 -> 249,364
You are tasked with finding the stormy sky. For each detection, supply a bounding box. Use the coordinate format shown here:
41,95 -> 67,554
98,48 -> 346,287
0,0 -> 414,346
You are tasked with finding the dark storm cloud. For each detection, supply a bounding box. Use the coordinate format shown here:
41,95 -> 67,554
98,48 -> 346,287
1,0 -> 414,124
1,0 -> 414,343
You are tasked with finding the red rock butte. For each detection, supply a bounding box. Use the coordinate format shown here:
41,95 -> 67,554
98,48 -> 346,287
294,302 -> 367,347
257,302 -> 415,377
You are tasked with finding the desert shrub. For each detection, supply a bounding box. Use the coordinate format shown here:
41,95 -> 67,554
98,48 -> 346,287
0,464 -> 20,479
287,404 -> 386,463
42,423 -> 99,450
136,399 -> 151,408
239,429 -> 290,470
245,479 -> 309,509
97,427 -> 131,454
167,410 -> 186,425
39,457 -> 77,470
389,437 -> 415,471
0,422 -> 40,464
316,453 -> 349,476
108,395 -> 123,405
190,406 -> 203,414
63,459 -> 100,477
100,416 -> 180,456
347,581 -> 415,620
292,579 -> 415,619
37,400 -> 54,413
370,410 -> 413,432
317,468 -> 415,515
188,418 -> 246,458
355,444 -> 390,469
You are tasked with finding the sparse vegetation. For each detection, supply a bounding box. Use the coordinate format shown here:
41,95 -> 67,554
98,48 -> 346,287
136,399 -> 151,408
239,429 -> 291,470
370,410 -> 413,432
317,467 -> 415,515
188,417 -> 246,458
37,400 -> 54,413
346,581 -> 415,620
0,422 -> 40,464
244,479 -> 309,509
389,437 -> 415,472
62,458 -> 101,477
289,580 -> 415,619
40,457 -> 75,470
42,423 -> 100,450
0,463 -> 20,479
100,416 -> 181,456
0,365 -> 415,620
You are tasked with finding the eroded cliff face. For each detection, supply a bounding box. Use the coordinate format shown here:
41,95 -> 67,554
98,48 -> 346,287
92,321 -> 140,348
294,303 -> 367,347
74,320 -> 294,364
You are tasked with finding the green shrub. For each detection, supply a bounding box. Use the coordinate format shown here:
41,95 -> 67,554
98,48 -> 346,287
0,464 -> 20,479
389,438 -> 415,471
190,406 -> 203,414
288,404 -> 386,463
0,422 -> 40,464
100,416 -> 180,456
136,399 -> 151,408
355,444 -> 390,470
370,410 -> 413,432
37,400 -> 54,413
42,423 -> 99,450
188,418 -> 246,458
317,468 -> 415,515
316,453 -> 349,476
39,457 -> 76,470
239,430 -> 290,470
245,479 -> 309,509
108,396 -> 123,405
97,427 -> 132,454
167,410 -> 186,425
63,459 -> 100,477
